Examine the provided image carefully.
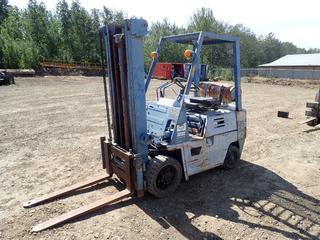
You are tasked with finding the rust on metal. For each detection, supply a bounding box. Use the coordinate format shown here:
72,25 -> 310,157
23,174 -> 110,208
25,23 -> 145,233
112,166 -> 126,180
99,31 -> 112,141
198,82 -> 234,103
40,60 -> 102,71
109,145 -> 134,193
102,141 -> 113,175
116,35 -> 132,150
31,189 -> 132,232
304,89 -> 320,127
110,145 -> 133,161
111,43 -> 124,146
109,27 -> 124,146
100,137 -> 107,169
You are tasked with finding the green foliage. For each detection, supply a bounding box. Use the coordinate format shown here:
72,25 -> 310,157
187,8 -> 229,66
228,24 -> 261,67
145,7 -> 320,72
0,2 -> 319,70
209,68 -> 234,81
0,6 -> 37,68
0,0 -> 127,69
144,19 -> 187,66
0,0 -> 8,24
102,6 -> 126,25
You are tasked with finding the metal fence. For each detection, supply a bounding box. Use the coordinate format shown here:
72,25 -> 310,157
210,68 -> 320,80
241,68 -> 320,80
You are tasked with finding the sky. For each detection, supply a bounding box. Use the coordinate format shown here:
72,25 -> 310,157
11,0 -> 320,49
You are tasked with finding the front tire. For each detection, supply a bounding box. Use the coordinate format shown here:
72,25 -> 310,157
146,155 -> 182,198
222,145 -> 240,169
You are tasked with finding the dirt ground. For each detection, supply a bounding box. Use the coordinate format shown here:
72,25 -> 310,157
0,76 -> 319,240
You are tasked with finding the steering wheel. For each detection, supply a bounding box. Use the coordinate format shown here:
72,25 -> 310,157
172,77 -> 199,92
172,77 -> 187,88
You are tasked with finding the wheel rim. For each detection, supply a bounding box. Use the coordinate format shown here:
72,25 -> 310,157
156,165 -> 176,190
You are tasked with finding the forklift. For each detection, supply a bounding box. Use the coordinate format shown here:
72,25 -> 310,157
23,18 -> 246,232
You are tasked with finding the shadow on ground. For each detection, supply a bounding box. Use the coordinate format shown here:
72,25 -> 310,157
135,160 -> 320,239
41,160 -> 320,239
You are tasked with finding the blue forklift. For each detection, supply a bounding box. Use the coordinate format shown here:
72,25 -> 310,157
23,19 -> 246,232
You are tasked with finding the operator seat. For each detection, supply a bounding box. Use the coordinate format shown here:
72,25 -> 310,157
184,96 -> 221,111
189,97 -> 221,109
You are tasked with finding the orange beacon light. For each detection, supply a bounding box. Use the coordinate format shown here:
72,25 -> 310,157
150,51 -> 158,59
184,49 -> 193,58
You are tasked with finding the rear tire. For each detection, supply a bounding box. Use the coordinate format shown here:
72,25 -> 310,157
146,155 -> 182,198
222,145 -> 240,169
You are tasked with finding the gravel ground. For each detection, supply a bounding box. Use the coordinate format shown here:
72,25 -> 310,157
0,76 -> 319,240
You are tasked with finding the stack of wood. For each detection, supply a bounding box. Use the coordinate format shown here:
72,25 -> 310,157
305,89 -> 320,127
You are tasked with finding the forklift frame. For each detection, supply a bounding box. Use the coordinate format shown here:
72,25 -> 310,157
23,20 -> 245,233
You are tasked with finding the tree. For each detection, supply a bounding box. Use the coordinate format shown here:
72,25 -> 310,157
260,33 -> 284,63
67,0 -> 96,62
188,7 -> 225,33
187,8 -> 231,68
0,3 -> 319,70
144,19 -> 186,65
56,0 -> 72,61
102,7 -> 126,25
0,6 -> 36,68
0,0 -> 8,24
228,24 -> 261,67
26,0 -> 51,62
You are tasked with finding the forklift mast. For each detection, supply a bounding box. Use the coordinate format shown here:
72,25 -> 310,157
22,19 -> 151,232
100,19 -> 149,195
